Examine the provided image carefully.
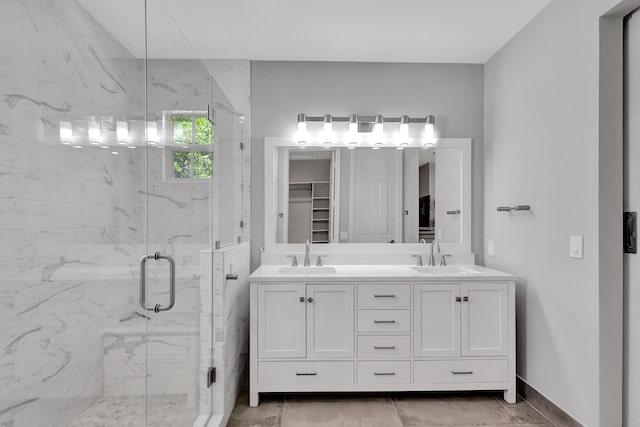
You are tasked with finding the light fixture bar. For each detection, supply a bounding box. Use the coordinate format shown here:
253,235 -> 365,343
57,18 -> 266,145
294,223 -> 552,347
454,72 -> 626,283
299,114 -> 436,124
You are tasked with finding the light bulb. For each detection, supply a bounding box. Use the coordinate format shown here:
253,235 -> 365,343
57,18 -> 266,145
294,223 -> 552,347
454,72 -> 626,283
400,115 -> 410,138
297,113 -> 307,133
349,114 -> 358,135
374,115 -> 384,136
323,114 -> 332,134
424,115 -> 435,140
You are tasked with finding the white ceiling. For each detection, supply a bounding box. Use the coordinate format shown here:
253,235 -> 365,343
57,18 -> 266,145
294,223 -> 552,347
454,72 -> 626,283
79,0 -> 552,63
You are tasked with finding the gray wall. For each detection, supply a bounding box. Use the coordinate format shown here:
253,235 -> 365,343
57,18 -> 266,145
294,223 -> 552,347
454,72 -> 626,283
484,0 -> 631,425
251,61 -> 484,270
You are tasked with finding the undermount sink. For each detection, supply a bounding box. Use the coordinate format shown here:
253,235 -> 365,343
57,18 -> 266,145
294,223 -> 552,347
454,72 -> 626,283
278,266 -> 337,275
411,266 -> 482,276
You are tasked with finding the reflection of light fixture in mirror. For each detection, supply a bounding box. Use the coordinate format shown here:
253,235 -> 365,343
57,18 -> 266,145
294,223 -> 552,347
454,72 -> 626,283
117,121 -> 128,145
88,120 -> 101,145
400,115 -> 410,138
297,113 -> 307,133
349,114 -> 358,135
59,121 -> 73,144
147,121 -> 159,144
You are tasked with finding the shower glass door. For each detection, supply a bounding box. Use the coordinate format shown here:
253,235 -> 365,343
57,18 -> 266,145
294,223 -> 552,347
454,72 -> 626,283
143,1 -> 243,425
143,2 -> 214,425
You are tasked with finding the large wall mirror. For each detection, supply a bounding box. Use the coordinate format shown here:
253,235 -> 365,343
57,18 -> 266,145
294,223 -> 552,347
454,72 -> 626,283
264,138 -> 472,253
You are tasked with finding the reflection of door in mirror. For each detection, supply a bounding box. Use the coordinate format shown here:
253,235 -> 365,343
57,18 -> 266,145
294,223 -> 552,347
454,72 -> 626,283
435,148 -> 462,243
350,149 -> 402,243
282,150 -> 337,243
417,149 -> 436,242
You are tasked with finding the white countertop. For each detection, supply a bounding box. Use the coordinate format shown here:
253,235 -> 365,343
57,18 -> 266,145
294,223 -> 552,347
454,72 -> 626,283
249,264 -> 517,282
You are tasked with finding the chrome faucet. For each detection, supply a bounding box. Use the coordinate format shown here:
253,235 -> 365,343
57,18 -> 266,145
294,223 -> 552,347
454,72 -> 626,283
429,240 -> 441,266
304,239 -> 311,267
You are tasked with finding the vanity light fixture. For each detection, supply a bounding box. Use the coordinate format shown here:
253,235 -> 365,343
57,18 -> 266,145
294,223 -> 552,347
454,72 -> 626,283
348,141 -> 358,150
59,121 -> 73,144
116,121 -> 129,144
88,119 -> 101,145
294,113 -> 437,147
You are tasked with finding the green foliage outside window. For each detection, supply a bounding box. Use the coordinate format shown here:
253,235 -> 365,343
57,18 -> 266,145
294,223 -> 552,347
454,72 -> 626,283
170,115 -> 214,179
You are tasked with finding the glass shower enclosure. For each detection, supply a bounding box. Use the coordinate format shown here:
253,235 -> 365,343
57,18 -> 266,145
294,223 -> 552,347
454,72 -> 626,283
0,1 -> 245,425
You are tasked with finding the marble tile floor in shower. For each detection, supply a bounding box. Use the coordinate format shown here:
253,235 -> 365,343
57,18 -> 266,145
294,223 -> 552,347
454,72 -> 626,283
227,391 -> 555,427
69,394 -> 197,427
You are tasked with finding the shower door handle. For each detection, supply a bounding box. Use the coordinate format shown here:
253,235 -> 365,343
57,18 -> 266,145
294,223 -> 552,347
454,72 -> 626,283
139,252 -> 176,313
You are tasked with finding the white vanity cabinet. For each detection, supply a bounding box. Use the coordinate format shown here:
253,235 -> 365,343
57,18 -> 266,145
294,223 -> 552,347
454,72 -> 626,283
257,283 -> 355,359
249,268 -> 516,407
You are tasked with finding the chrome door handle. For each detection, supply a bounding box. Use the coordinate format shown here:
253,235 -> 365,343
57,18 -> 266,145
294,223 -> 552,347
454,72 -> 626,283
139,252 -> 176,313
373,294 -> 396,298
373,320 -> 396,324
451,370 -> 474,375
374,372 -> 396,376
373,346 -> 396,350
295,372 -> 317,376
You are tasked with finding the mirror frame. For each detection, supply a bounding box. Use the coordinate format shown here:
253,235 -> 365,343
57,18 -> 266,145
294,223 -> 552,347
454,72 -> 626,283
263,137 -> 473,255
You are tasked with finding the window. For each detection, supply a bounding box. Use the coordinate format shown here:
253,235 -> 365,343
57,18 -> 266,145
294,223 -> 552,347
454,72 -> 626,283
165,113 -> 214,180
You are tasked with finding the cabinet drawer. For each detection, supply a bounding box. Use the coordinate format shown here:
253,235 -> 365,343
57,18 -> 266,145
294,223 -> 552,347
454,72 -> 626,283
414,359 -> 508,384
357,310 -> 411,333
357,284 -> 411,307
357,335 -> 411,359
258,361 -> 354,386
357,361 -> 411,384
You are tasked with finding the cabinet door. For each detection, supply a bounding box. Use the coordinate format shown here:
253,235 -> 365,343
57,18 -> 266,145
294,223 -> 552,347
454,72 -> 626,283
414,284 -> 460,357
307,284 -> 354,358
461,283 -> 508,356
258,283 -> 306,358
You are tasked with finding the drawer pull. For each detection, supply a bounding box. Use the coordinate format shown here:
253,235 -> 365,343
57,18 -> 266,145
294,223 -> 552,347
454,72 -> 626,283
451,370 -> 474,375
373,320 -> 396,324
373,346 -> 396,350
295,372 -> 318,376
373,294 -> 396,298
373,372 -> 396,376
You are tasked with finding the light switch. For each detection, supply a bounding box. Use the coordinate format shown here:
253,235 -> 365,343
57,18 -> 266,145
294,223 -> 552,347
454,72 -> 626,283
487,240 -> 495,257
569,235 -> 583,259
436,228 -> 443,240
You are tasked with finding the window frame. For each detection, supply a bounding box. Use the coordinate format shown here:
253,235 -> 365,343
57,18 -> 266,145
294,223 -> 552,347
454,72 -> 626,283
162,110 -> 214,183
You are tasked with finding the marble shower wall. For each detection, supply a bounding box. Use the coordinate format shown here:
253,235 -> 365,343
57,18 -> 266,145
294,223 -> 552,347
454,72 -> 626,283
0,1 -> 146,425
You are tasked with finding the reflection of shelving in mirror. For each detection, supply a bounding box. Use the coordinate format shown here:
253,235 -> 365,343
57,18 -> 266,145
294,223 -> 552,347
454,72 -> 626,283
287,153 -> 333,244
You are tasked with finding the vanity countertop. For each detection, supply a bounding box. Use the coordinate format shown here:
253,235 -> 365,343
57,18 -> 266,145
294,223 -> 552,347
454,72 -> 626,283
249,264 -> 517,282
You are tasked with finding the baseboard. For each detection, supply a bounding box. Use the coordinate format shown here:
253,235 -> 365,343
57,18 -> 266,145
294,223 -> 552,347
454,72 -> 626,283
517,377 -> 584,427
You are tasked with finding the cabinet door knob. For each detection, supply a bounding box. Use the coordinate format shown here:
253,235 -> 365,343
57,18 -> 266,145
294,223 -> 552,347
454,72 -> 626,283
455,297 -> 462,302
463,296 -> 469,302
307,297 -> 314,303
299,297 -> 305,303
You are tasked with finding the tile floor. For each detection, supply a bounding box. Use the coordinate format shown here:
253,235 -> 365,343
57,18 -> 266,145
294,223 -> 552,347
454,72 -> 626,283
69,394 -> 197,427
227,392 -> 554,427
